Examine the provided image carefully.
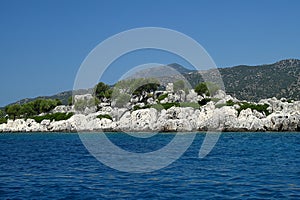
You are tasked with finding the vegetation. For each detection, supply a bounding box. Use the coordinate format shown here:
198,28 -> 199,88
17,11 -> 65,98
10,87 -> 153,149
68,96 -> 73,106
184,59 -> 300,101
173,80 -> 185,92
157,93 -> 168,101
215,100 -> 236,108
112,78 -> 160,106
0,110 -> 5,118
74,97 -> 99,111
4,99 -> 62,120
97,114 -> 113,120
237,102 -> 270,116
113,93 -> 131,108
0,118 -> 7,124
194,82 -> 219,97
32,112 -> 74,123
159,102 -> 180,110
95,82 -> 112,101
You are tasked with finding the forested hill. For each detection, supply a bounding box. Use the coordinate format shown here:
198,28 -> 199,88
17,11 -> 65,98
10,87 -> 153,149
183,59 -> 300,101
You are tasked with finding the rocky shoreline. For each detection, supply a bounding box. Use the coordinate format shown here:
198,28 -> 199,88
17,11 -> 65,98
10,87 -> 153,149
1,90 -> 299,133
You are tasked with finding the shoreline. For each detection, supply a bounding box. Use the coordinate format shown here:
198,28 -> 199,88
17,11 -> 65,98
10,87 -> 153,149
1,92 -> 299,133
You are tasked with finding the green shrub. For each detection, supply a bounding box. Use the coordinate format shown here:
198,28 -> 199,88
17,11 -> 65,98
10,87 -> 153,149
32,112 -> 74,123
210,98 -> 221,103
97,114 -> 113,120
215,100 -> 235,109
157,93 -> 168,101
194,82 -> 220,97
180,102 -> 200,109
215,103 -> 227,109
226,100 -> 235,106
150,104 -> 164,111
237,103 -> 270,116
160,102 -> 180,110
0,118 -> 7,124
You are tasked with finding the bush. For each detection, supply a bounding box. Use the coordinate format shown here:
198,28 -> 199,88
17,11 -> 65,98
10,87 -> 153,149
32,112 -> 74,123
210,98 -> 221,103
157,93 -> 168,101
215,103 -> 227,109
97,114 -> 113,120
160,102 -> 180,110
5,99 -> 62,119
194,82 -> 220,97
0,118 -> 7,124
237,103 -> 270,116
215,100 -> 235,109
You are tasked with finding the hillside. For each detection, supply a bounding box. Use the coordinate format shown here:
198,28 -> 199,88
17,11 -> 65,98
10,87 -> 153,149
5,59 -> 300,107
183,59 -> 300,101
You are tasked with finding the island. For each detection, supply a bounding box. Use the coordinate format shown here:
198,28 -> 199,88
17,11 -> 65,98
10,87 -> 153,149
0,79 -> 299,133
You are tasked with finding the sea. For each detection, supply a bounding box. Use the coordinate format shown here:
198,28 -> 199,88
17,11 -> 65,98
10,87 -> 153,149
0,132 -> 300,199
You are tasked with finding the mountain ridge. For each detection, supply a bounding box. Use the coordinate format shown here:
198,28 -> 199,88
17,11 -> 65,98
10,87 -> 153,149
4,58 -> 300,107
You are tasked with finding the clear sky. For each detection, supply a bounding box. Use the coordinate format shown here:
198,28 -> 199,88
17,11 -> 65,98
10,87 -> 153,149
0,0 -> 300,106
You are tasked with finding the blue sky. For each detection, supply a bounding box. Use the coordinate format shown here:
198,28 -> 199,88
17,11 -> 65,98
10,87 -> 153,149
0,0 -> 300,106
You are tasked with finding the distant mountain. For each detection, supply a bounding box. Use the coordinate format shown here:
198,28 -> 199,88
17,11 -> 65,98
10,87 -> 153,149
167,63 -> 195,74
10,91 -> 72,106
7,88 -> 93,107
5,59 -> 300,107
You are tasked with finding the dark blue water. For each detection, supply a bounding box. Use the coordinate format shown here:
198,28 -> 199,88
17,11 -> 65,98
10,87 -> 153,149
1,132 -> 300,199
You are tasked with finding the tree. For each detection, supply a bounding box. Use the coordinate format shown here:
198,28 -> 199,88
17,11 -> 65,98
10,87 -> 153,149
113,78 -> 160,104
195,82 -> 209,96
19,103 -> 36,118
173,80 -> 185,92
5,104 -> 21,120
0,110 -> 5,118
195,82 -> 219,97
95,82 -> 112,101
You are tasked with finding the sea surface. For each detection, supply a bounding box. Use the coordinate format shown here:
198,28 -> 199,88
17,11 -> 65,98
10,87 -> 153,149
1,132 -> 300,199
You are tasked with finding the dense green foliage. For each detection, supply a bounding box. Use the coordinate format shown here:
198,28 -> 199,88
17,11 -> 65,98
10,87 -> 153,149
194,82 -> 219,97
97,114 -> 113,120
0,118 -> 7,124
95,82 -> 112,101
112,78 -> 160,106
157,93 -> 168,101
215,100 -> 236,108
0,110 -> 5,118
237,102 -> 270,116
5,99 -> 62,119
32,112 -> 74,123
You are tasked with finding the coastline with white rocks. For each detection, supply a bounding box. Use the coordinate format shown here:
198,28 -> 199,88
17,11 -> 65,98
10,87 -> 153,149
1,89 -> 299,133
